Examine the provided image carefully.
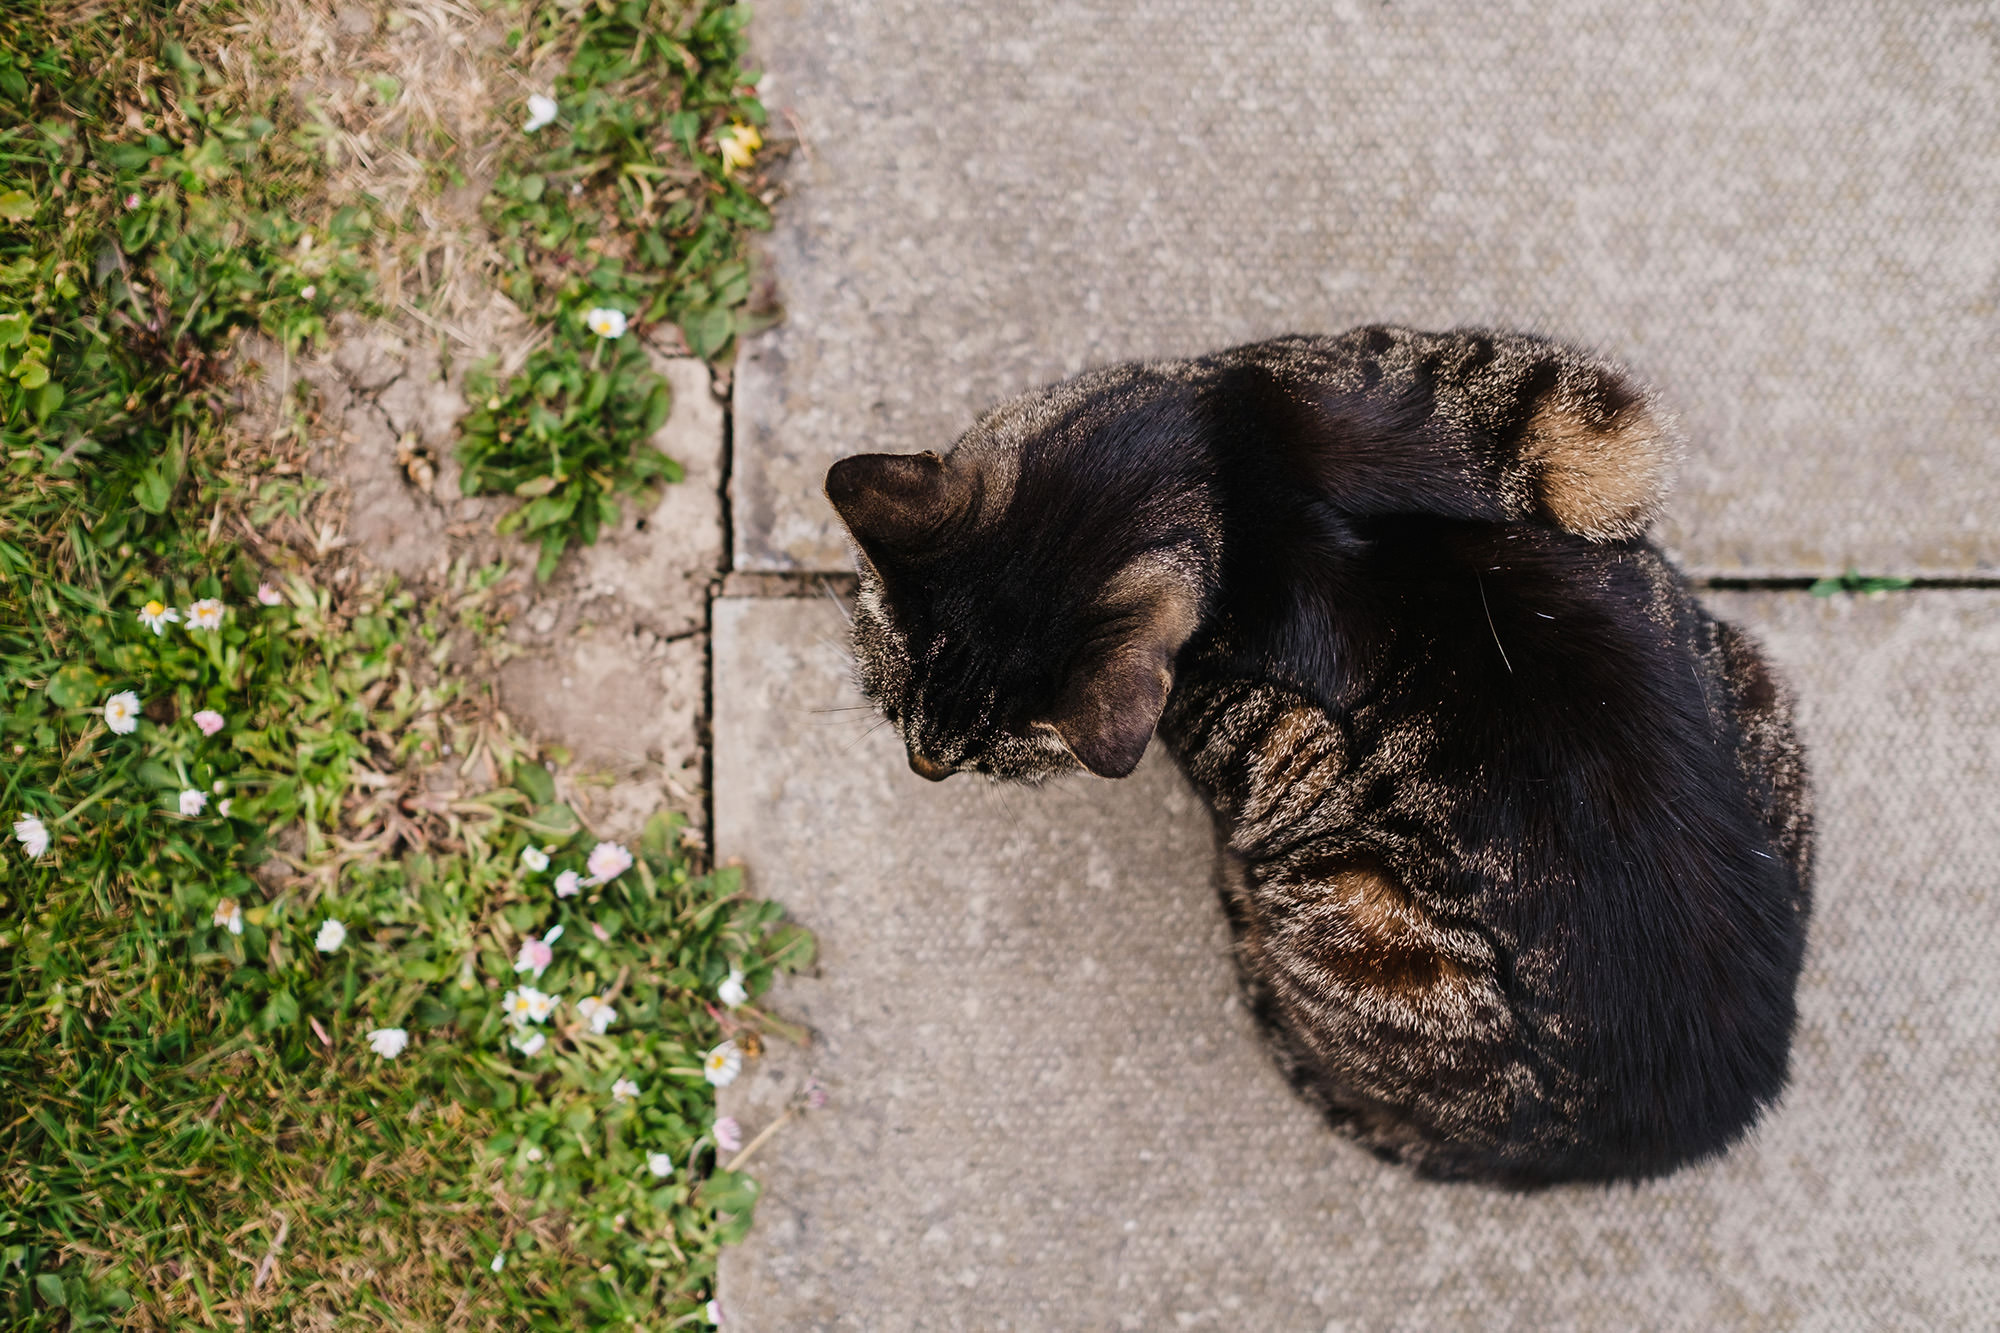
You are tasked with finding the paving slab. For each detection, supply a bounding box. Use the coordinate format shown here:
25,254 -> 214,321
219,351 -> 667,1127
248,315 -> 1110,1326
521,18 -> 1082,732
713,591 -> 2000,1331
734,1 -> 2000,577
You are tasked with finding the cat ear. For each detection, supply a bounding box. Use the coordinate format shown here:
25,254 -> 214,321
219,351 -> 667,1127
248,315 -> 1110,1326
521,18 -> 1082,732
1046,561 -> 1202,779
824,451 -> 974,564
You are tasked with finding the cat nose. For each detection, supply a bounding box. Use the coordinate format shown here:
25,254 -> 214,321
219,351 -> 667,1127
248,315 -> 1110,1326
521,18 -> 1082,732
907,750 -> 955,781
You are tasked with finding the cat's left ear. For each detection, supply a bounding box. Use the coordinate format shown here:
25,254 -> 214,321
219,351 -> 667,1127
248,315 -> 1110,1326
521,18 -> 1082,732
1044,559 -> 1202,779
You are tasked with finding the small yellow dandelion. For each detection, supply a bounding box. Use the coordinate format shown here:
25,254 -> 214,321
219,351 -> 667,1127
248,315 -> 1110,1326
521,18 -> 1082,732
717,122 -> 762,173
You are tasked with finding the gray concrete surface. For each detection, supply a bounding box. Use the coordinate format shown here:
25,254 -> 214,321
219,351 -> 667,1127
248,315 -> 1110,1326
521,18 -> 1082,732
713,592 -> 2000,1331
732,1 -> 1999,578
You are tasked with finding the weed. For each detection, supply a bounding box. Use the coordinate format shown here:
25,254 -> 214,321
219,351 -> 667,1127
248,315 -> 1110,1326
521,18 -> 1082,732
459,320 -> 682,581
459,0 -> 775,573
1809,570 -> 1916,597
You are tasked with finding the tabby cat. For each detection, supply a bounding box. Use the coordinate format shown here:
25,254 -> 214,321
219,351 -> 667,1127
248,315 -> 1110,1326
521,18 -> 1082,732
825,327 -> 1812,1186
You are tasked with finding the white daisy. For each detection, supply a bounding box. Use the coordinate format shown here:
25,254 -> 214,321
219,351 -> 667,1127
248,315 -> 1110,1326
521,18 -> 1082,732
368,1027 -> 409,1058
185,598 -> 225,631
137,600 -> 180,635
718,967 -> 748,1009
315,919 -> 347,953
575,995 -> 617,1034
13,815 -> 49,859
525,989 -> 558,1023
707,1299 -> 722,1325
213,898 -> 244,934
511,1029 -> 546,1056
490,1251 -> 505,1273
524,93 -> 558,132
611,1077 -> 639,1101
177,789 -> 208,817
584,841 -> 633,884
703,1040 -> 742,1088
218,798 -> 233,817
520,845 -> 550,873
102,691 -> 141,735
525,1145 -> 544,1163
647,1152 -> 674,1178
554,869 -> 581,898
584,307 -> 627,340
256,583 -> 283,606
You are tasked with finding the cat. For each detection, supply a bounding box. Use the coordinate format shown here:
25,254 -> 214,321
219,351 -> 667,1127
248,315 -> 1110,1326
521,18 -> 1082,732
824,326 -> 1812,1186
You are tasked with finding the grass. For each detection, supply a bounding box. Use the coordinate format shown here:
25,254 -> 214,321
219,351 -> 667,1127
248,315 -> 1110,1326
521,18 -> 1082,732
1,0 -> 803,1325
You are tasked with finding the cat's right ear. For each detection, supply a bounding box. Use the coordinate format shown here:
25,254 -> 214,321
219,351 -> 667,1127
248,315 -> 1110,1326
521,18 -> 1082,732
825,451 -> 974,569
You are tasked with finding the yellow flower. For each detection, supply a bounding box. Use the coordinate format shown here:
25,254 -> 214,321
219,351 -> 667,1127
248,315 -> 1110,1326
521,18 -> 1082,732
717,122 -> 762,173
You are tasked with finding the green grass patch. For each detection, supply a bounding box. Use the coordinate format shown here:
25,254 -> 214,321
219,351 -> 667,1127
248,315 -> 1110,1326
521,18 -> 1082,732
1809,569 -> 1916,597
458,0 -> 775,576
2,2 -> 806,1323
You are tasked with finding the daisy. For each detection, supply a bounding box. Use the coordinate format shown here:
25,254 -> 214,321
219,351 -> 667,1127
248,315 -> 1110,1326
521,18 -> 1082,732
584,841 -> 633,885
575,995 -> 617,1034
368,1027 -> 409,1058
514,924 -> 563,978
300,284 -> 317,300
718,967 -> 748,1009
554,869 -> 581,898
13,815 -> 49,860
717,121 -> 762,173
520,845 -> 550,873
213,898 -> 244,935
193,709 -> 225,736
524,93 -> 558,132
103,691 -> 141,735
611,1077 -> 639,1101
511,1029 -> 546,1056
137,600 -> 180,635
178,789 -> 208,817
185,599 -> 225,631
707,1299 -> 723,1325
647,1152 -> 674,1178
124,193 -> 140,209
490,1252 -> 505,1273
315,919 -> 347,953
713,1116 -> 742,1154
524,1145 -> 544,1163
584,307 -> 627,340
503,986 -> 555,1024
218,798 -> 233,817
703,1040 -> 742,1088
256,583 -> 283,606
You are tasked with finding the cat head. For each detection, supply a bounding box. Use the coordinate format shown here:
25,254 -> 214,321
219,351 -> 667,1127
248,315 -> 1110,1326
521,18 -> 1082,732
825,369 -> 1216,784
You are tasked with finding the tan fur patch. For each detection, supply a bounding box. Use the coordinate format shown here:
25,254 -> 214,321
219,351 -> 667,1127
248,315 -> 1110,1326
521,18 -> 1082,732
1256,705 -> 1318,776
1297,861 -> 1472,997
1521,398 -> 1675,541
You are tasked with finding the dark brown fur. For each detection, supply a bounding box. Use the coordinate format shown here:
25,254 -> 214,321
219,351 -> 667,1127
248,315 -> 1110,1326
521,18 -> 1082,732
827,326 -> 1813,1185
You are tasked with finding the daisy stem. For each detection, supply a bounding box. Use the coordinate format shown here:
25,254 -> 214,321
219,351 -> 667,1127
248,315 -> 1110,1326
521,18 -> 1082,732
722,1107 -> 795,1174
58,776 -> 125,826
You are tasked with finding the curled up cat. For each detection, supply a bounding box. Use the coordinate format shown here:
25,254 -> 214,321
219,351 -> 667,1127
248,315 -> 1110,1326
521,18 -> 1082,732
824,326 -> 1813,1187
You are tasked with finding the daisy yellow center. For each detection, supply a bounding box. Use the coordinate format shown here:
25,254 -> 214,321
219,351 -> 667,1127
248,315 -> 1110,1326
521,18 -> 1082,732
143,601 -> 165,616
